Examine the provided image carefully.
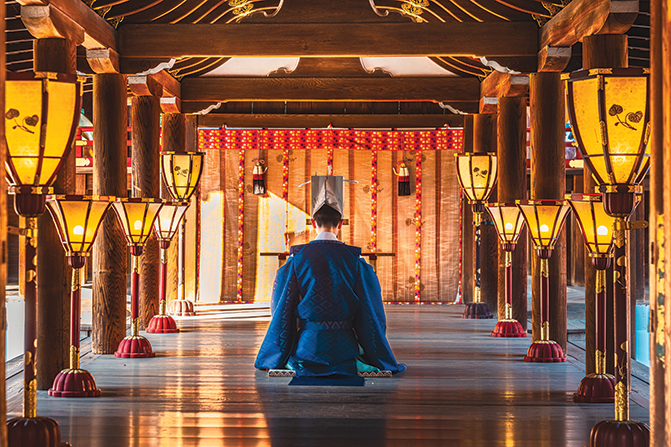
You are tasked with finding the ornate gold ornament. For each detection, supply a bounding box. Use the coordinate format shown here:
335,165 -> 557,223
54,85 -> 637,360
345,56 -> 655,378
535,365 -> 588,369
70,345 -> 80,370
614,381 -> 629,421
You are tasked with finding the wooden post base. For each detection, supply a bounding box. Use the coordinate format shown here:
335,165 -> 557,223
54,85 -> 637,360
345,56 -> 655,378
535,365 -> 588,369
146,314 -> 179,334
462,302 -> 493,319
523,341 -> 566,363
7,417 -> 70,447
114,335 -> 156,358
590,420 -> 649,447
490,320 -> 527,338
573,374 -> 616,403
48,369 -> 101,398
168,299 -> 195,316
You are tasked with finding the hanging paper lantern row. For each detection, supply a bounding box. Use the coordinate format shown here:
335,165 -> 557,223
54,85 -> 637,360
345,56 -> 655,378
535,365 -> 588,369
415,151 -> 422,302
370,150 -> 378,251
198,129 -> 464,152
282,149 -> 289,250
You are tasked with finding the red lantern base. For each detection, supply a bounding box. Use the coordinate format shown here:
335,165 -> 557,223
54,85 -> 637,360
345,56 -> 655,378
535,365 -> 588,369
48,368 -> 101,398
462,302 -> 493,319
491,320 -> 527,338
114,335 -> 156,358
168,299 -> 195,316
146,314 -> 179,333
590,419 -> 650,447
573,373 -> 616,403
523,340 -> 566,363
7,416 -> 70,447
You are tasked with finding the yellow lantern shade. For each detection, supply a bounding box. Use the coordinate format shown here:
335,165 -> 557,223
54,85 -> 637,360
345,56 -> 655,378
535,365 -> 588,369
566,194 -> 615,258
455,153 -> 497,203
486,203 -> 526,246
46,195 -> 114,256
564,68 -> 650,189
516,200 -> 571,251
154,201 -> 189,242
5,72 -> 81,189
112,198 -> 164,247
161,151 -> 204,201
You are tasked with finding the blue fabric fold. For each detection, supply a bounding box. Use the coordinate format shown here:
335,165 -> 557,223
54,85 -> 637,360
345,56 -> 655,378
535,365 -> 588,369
255,240 -> 406,377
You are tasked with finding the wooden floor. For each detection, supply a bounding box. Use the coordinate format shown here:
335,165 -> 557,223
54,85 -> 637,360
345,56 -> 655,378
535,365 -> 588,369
12,306 -> 649,447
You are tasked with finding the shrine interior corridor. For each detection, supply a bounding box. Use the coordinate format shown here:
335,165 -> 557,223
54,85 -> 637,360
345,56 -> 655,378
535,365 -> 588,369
7,305 -> 649,447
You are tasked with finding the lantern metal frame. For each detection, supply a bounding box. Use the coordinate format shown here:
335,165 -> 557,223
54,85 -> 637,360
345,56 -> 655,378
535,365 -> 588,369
565,68 -> 650,443
112,198 -> 165,358
45,195 -> 114,398
516,199 -> 571,363
486,203 -> 527,338
567,193 -> 616,403
5,71 -> 83,447
147,201 -> 190,334
161,151 -> 205,317
455,152 -> 497,319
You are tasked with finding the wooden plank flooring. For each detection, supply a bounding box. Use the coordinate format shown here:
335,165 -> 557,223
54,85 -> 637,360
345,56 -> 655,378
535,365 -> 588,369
11,306 -> 648,447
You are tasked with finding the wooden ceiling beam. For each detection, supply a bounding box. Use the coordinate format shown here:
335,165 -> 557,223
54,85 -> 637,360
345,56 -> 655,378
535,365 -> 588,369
119,22 -> 538,59
196,113 -> 464,129
18,0 -> 117,51
539,0 -> 638,49
181,77 -> 479,103
480,71 -> 529,99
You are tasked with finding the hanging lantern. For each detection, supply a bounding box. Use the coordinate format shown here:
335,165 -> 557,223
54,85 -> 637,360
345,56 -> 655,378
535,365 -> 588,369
566,193 -> 616,404
147,201 -> 190,334
565,68 -> 650,440
454,152 -> 497,319
46,195 -> 114,398
112,198 -> 164,358
5,71 -> 82,216
161,151 -> 205,201
252,159 -> 268,195
486,203 -> 527,338
5,71 -> 83,447
517,199 -> 571,363
393,162 -> 411,196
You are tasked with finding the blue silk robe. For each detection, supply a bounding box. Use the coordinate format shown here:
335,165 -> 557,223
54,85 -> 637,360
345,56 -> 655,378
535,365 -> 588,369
255,240 -> 406,377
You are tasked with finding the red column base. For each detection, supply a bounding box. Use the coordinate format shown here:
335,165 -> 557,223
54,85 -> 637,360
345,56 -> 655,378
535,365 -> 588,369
146,314 -> 179,333
462,302 -> 493,319
590,419 -> 650,447
168,299 -> 195,316
114,335 -> 156,358
491,320 -> 527,338
7,417 -> 70,447
523,340 -> 566,363
573,374 -> 616,403
48,368 -> 101,398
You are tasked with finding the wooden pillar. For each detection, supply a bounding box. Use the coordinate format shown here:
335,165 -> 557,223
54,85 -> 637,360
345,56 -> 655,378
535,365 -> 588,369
461,115 -> 474,303
33,38 -> 76,389
131,95 -> 161,328
496,96 -> 528,328
472,114 -> 498,313
0,1 -> 7,442
184,115 -> 200,302
582,34 -> 628,376
649,0 -> 665,442
92,74 -> 128,354
661,0 -> 671,438
529,72 -> 567,351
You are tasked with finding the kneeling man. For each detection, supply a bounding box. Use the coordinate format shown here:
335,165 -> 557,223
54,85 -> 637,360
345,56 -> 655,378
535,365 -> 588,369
255,175 -> 405,378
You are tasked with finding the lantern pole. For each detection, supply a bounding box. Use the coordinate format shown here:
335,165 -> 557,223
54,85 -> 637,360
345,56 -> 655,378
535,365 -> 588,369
22,217 -> 38,418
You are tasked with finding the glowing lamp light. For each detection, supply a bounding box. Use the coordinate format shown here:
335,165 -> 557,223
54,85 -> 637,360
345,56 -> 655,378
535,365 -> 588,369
566,194 -> 616,259
5,71 -> 82,216
486,203 -> 525,246
516,200 -> 571,252
46,195 -> 114,257
112,198 -> 164,250
154,201 -> 190,242
454,153 -> 497,205
161,151 -> 205,201
564,68 -> 650,191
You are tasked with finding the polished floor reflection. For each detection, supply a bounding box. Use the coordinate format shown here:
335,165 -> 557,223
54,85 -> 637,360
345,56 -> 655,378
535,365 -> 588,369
12,306 -> 648,446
